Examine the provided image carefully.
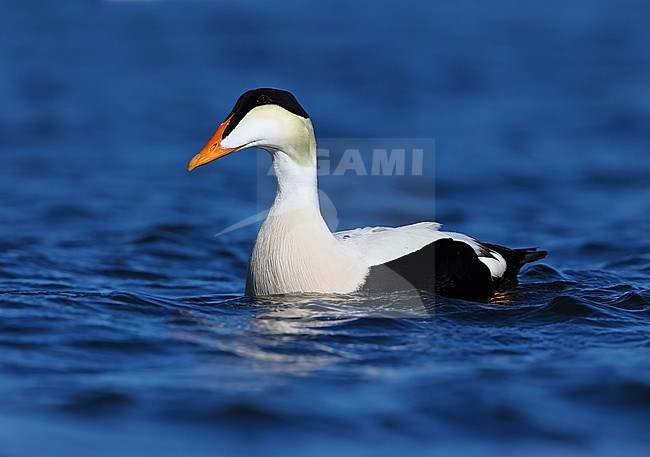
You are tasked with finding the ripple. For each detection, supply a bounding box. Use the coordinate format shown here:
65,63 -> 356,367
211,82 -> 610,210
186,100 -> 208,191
134,223 -> 196,244
569,379 -> 650,410
58,390 -> 133,414
98,268 -> 168,280
537,295 -> 602,317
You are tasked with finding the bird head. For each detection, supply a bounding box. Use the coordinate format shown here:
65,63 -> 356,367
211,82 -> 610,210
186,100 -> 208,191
187,88 -> 314,171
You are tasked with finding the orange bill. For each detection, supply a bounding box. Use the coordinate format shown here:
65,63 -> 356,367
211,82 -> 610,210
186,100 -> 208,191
187,115 -> 240,171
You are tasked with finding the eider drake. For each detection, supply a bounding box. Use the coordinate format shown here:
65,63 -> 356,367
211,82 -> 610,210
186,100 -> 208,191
187,88 -> 547,300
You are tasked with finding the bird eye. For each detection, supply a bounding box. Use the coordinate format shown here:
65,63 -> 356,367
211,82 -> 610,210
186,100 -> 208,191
257,94 -> 270,104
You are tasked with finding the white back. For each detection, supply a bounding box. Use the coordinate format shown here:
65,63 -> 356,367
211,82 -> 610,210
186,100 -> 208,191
335,222 -> 508,278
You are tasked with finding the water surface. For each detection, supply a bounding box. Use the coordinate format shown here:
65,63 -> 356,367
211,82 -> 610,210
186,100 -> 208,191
1,1 -> 649,455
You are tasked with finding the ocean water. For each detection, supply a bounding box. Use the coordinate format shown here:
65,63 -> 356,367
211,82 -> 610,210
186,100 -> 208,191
1,0 -> 650,455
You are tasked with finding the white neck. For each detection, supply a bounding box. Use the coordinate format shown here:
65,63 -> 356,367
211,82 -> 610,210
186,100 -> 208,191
245,147 -> 367,296
269,151 -> 319,218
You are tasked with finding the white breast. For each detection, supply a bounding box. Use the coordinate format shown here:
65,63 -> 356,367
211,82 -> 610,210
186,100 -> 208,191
246,210 -> 368,295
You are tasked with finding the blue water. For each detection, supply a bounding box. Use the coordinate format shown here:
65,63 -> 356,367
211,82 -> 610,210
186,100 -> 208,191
1,1 -> 650,455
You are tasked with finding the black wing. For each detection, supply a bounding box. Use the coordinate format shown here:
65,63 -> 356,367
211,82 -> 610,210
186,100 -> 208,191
362,238 -> 547,299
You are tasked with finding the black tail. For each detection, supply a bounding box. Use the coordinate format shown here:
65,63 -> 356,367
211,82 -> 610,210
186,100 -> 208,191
481,243 -> 547,289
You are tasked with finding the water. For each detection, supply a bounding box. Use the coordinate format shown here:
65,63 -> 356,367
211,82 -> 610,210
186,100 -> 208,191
1,0 -> 650,455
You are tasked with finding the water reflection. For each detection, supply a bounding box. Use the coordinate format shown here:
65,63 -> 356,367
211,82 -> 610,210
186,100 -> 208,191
174,292 -> 434,374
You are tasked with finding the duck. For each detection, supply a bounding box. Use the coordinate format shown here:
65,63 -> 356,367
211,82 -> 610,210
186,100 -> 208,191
187,88 -> 547,300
